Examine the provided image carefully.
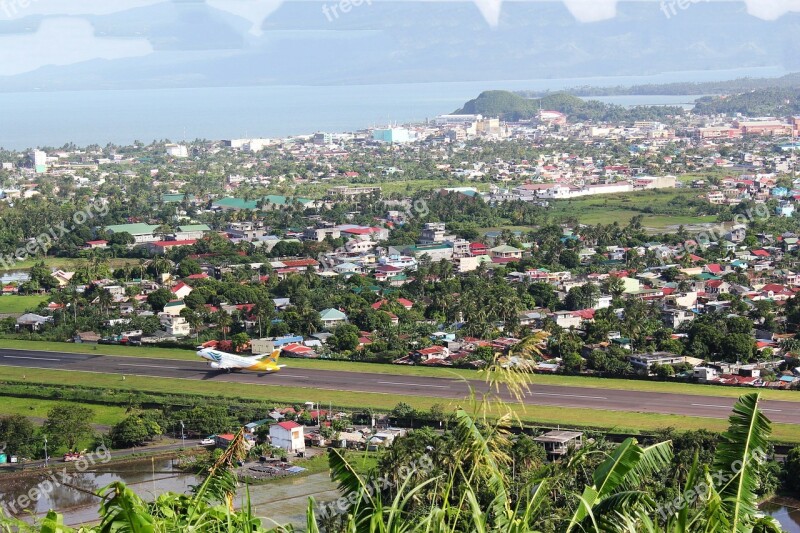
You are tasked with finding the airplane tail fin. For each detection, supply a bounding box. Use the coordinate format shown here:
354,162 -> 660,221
257,349 -> 281,363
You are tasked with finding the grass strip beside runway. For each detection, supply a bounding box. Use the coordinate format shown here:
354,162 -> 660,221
2,365 -> 800,443
2,339 -> 800,403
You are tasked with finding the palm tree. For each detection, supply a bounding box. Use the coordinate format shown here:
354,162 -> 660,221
215,310 -> 232,341
65,289 -> 81,323
252,302 -> 274,338
137,258 -> 147,281
181,308 -> 204,342
97,289 -> 113,317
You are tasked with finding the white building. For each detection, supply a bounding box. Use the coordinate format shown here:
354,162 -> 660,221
224,138 -> 273,151
165,144 -> 189,158
165,316 -> 191,337
269,421 -> 305,453
32,150 -> 47,173
372,128 -> 412,144
435,114 -> 483,125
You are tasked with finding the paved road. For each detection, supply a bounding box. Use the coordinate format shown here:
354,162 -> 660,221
1,348 -> 799,424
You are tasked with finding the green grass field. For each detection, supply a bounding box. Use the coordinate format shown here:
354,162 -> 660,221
2,362 -> 800,443
0,257 -> 140,272
0,396 -> 127,426
294,179 -> 488,198
0,295 -> 49,313
546,188 -> 717,230
4,340 -> 800,404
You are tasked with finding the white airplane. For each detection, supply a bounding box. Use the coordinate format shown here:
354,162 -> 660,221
197,347 -> 284,373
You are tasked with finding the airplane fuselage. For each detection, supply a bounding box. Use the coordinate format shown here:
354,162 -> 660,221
197,348 -> 282,373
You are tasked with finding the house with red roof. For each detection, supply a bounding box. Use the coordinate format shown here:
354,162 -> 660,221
269,421 -> 305,452
374,265 -> 403,281
171,282 -> 193,300
281,343 -> 316,358
85,240 -> 108,249
572,309 -> 596,321
469,242 -> 488,256
371,298 -> 414,311
705,280 -> 730,295
760,284 -> 795,300
382,311 -> 399,326
397,346 -> 450,365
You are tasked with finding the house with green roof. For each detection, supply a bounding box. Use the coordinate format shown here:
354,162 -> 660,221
396,244 -> 453,262
162,193 -> 191,203
105,223 -> 160,244
212,196 -> 314,212
212,198 -> 258,211
176,224 -> 211,240
261,195 -> 313,210
319,308 -> 348,329
162,300 -> 186,316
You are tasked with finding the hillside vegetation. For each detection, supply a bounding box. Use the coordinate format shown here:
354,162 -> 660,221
694,87 -> 800,116
455,90 -> 683,122
521,71 -> 800,97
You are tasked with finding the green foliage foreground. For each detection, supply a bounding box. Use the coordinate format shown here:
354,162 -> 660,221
0,392 -> 787,533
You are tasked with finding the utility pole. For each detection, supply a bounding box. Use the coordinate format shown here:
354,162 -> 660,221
180,421 -> 186,450
43,436 -> 48,467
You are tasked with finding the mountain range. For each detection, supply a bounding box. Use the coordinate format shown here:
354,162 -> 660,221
0,1 -> 798,91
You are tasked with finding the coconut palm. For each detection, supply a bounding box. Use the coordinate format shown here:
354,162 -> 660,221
97,289 -> 113,317
215,310 -> 233,341
181,308 -> 204,342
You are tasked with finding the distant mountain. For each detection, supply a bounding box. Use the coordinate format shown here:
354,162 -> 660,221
456,90 -> 541,119
0,1 -> 798,91
694,87 -> 800,116
456,90 -> 683,122
520,72 -> 800,97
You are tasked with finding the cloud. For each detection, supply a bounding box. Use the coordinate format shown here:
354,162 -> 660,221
469,0 -> 619,27
743,0 -> 800,20
470,0 -> 503,26
0,17 -> 153,76
205,0 -> 284,36
466,0 -> 800,28
0,0 -> 167,20
562,0 -> 618,22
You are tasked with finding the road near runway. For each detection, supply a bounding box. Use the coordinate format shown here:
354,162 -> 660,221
0,348 -> 799,424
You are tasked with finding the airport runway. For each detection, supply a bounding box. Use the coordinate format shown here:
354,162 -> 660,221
0,348 -> 799,424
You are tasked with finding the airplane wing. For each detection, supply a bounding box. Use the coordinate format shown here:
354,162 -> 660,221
214,359 -> 242,370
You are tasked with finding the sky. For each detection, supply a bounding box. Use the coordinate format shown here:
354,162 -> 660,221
0,0 -> 799,85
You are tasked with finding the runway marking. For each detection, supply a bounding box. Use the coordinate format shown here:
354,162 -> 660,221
529,392 -> 607,400
118,363 -> 180,370
2,355 -> 61,362
378,381 -> 450,389
692,403 -> 782,413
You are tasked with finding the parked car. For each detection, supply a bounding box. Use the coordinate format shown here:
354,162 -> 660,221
199,437 -> 215,446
